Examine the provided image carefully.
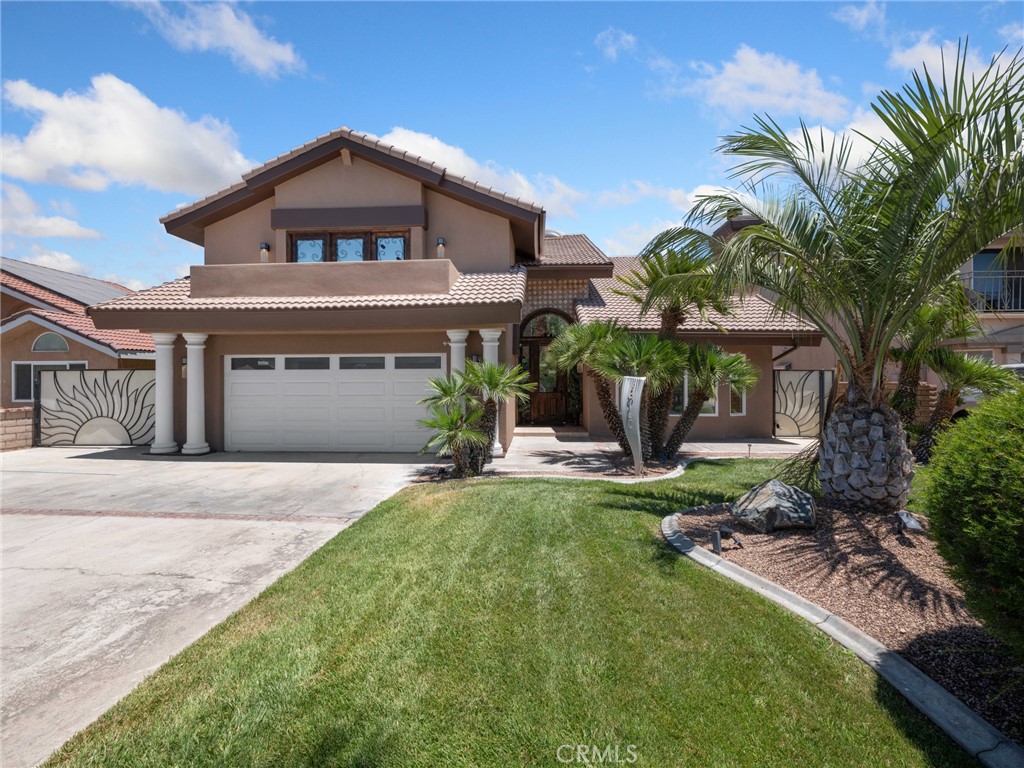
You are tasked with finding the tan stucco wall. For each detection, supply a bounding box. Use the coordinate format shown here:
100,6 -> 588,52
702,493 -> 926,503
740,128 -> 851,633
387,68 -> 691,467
0,321 -> 150,408
200,154 -> 516,273
172,329 -> 513,452
1,295 -> 38,321
581,344 -> 776,441
204,197 -> 276,266
421,190 -> 514,272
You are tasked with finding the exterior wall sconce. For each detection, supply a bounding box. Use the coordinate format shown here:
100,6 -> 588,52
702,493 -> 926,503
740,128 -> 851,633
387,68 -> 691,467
259,242 -> 271,262
436,237 -> 446,259
470,354 -> 481,363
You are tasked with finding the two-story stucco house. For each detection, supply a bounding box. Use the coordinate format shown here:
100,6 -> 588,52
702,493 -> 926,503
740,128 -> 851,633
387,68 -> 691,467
89,128 -> 820,455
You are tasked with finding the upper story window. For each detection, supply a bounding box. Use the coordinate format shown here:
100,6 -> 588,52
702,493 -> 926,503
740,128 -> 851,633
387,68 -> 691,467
289,231 -> 407,263
32,332 -> 70,352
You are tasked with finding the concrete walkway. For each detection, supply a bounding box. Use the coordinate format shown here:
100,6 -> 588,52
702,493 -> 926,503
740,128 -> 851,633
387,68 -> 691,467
1,446 -> 430,768
489,428 -> 815,477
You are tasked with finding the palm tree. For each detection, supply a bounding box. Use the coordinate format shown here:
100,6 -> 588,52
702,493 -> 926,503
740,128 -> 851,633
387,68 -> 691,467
461,361 -> 535,473
662,343 -> 760,457
588,333 -> 688,461
889,286 -> 979,426
913,349 -> 1020,462
548,321 -> 632,454
613,239 -> 733,455
646,46 -> 1023,511
420,362 -> 534,476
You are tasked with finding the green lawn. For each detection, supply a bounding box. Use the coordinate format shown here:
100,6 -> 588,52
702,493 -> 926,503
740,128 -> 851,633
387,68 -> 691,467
48,461 -> 973,767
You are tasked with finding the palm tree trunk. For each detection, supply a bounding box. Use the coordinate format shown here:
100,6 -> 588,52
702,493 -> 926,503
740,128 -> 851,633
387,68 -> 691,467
593,375 -> 631,455
818,403 -> 913,512
914,390 -> 959,463
471,399 -> 498,474
647,387 -> 674,457
891,361 -> 921,426
662,396 -> 704,458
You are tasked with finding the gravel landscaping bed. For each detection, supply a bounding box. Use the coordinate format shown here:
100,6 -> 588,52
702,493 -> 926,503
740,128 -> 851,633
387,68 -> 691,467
676,503 -> 1024,743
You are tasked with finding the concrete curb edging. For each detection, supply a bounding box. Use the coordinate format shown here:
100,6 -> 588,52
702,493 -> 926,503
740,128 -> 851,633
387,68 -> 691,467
660,514 -> 1024,768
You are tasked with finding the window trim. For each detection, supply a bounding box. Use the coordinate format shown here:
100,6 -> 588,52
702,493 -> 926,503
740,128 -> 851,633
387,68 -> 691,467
670,374 -> 719,417
12,360 -> 88,402
32,332 -> 70,352
730,388 -> 747,417
288,230 -> 410,263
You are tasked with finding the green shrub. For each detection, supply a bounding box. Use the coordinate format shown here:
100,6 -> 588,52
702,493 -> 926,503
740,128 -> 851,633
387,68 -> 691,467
925,389 -> 1024,650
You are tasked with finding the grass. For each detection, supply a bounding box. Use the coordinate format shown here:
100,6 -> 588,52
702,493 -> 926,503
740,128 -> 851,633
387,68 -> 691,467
47,461 -> 974,767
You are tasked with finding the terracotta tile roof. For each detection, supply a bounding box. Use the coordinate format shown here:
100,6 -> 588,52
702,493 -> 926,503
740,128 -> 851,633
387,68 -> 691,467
1,270 -> 86,314
537,234 -> 611,266
162,126 -> 544,224
576,256 -> 819,335
2,308 -> 154,352
92,268 -> 527,313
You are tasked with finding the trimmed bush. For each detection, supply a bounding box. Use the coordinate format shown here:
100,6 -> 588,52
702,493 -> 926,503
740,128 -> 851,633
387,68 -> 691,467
925,389 -> 1024,649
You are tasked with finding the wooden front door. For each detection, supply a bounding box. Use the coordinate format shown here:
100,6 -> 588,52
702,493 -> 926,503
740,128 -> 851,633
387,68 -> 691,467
521,342 -> 567,424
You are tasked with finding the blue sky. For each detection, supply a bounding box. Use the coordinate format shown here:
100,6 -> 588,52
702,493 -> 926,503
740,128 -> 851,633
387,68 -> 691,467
1,1 -> 1021,289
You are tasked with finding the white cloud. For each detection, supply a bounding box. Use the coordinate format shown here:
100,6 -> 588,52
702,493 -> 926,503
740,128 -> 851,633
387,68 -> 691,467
887,33 -> 990,78
134,1 -> 303,79
2,74 -> 254,195
688,45 -> 850,124
0,182 -> 101,239
998,21 -> 1024,45
595,27 -> 636,62
379,127 -> 585,217
101,273 -> 149,291
833,1 -> 886,34
595,180 -> 697,213
603,218 -> 680,256
22,244 -> 90,274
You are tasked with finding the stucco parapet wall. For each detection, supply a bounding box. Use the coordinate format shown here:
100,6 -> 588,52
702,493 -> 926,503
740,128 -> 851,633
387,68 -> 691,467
190,260 -> 461,298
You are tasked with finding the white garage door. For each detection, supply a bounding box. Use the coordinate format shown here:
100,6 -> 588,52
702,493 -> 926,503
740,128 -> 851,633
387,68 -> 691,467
224,354 -> 444,452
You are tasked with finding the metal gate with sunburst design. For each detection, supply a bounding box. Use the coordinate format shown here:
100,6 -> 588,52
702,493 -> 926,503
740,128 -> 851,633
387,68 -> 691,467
773,369 -> 834,437
35,369 -> 156,446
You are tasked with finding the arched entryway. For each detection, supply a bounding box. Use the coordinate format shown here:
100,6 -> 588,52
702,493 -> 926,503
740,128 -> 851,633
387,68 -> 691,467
518,310 -> 581,425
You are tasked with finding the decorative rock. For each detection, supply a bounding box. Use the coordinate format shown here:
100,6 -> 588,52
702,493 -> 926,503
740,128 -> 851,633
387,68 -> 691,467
730,479 -> 817,534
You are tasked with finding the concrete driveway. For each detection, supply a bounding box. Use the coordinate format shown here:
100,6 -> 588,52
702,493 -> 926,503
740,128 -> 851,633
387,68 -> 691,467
1,446 -> 430,768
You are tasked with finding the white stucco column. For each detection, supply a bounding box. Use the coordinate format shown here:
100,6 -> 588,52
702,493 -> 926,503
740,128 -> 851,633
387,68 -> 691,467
181,333 -> 210,455
479,328 -> 504,456
150,333 -> 178,454
447,329 -> 469,374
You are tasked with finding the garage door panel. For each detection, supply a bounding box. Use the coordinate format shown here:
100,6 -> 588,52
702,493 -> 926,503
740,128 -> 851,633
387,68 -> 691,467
225,353 -> 442,452
282,381 -> 332,396
228,381 -> 279,396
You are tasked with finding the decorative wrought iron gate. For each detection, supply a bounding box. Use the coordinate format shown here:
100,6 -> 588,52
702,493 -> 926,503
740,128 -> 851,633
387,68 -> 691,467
35,369 -> 156,446
773,369 -> 834,437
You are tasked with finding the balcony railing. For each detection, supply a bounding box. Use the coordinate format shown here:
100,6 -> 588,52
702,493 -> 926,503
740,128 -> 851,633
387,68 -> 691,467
961,270 -> 1024,312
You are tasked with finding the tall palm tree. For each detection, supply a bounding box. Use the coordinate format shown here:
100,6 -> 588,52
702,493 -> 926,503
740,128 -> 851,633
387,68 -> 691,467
548,321 -> 632,454
646,46 -> 1023,511
913,349 -> 1020,462
662,343 -> 760,458
588,333 -> 688,461
614,240 -> 733,455
889,285 -> 979,426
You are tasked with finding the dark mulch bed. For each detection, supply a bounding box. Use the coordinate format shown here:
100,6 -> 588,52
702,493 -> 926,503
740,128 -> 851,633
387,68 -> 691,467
677,503 -> 1024,744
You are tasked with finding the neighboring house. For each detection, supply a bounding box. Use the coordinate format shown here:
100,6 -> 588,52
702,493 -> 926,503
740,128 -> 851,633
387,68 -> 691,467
0,259 -> 155,409
89,127 -> 821,455
953,231 -> 1024,366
